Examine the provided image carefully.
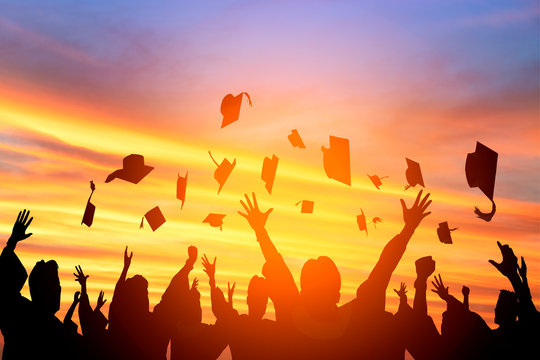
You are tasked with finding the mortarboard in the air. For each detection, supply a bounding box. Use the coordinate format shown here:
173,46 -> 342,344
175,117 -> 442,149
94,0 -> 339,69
322,136 -> 351,186
81,181 -> 96,227
140,206 -> 166,232
356,209 -> 368,236
437,222 -> 457,244
367,174 -> 388,190
203,213 -> 226,230
177,172 -> 188,210
105,154 -> 154,184
288,129 -> 305,149
405,158 -> 425,190
220,92 -> 252,128
261,155 -> 279,194
209,151 -> 236,194
465,142 -> 498,221
296,200 -> 314,214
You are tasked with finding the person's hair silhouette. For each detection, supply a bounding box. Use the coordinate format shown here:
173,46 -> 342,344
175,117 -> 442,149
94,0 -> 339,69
247,275 -> 268,320
29,260 -> 61,315
494,290 -> 518,327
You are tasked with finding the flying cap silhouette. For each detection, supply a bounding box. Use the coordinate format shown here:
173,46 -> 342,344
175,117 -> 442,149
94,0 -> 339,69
105,154 -> 154,184
288,129 -> 305,148
140,206 -> 166,231
203,213 -> 226,230
367,174 -> 388,190
296,200 -> 314,213
81,181 -> 96,227
261,154 -> 279,194
322,136 -> 351,186
465,142 -> 498,221
357,209 -> 368,236
437,222 -> 457,244
209,151 -> 236,194
405,158 -> 424,190
177,172 -> 188,210
220,92 -> 252,128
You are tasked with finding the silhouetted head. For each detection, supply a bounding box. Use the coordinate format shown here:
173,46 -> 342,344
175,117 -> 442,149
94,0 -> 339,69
247,275 -> 268,320
124,275 -> 149,314
494,290 -> 518,326
300,256 -> 341,312
29,260 -> 61,315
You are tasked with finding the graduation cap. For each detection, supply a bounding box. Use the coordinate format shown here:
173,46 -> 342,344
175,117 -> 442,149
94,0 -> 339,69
203,213 -> 226,230
105,154 -> 154,184
288,129 -> 305,149
261,155 -> 279,194
367,174 -> 388,190
81,181 -> 96,227
322,136 -> 351,186
209,151 -> 236,194
437,222 -> 457,244
405,158 -> 424,190
415,256 -> 435,275
356,209 -> 368,236
177,172 -> 188,210
296,200 -> 314,214
465,142 -> 498,221
220,92 -> 252,128
140,206 -> 166,231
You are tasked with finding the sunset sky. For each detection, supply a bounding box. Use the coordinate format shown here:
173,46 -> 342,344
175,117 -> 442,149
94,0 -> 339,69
0,1 -> 539,358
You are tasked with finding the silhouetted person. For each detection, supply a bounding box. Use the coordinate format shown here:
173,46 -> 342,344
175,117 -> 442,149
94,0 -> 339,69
432,274 -> 491,360
0,210 -> 82,359
489,241 -> 540,358
108,245 -> 198,360
237,190 -> 432,359
170,256 -> 228,360
74,266 -> 110,359
202,254 -> 281,359
393,256 -> 441,360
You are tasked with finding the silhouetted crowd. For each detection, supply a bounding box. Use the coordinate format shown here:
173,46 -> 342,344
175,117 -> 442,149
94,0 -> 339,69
1,191 -> 538,359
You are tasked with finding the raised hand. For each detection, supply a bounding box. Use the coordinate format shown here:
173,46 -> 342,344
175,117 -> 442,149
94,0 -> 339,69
188,245 -> 198,265
400,190 -> 432,230
202,254 -> 216,288
228,281 -> 236,307
74,265 -> 89,293
96,290 -> 107,311
238,193 -> 273,231
394,282 -> 408,303
74,291 -> 81,304
124,246 -> 133,270
462,285 -> 470,297
431,274 -> 450,302
9,209 -> 33,244
192,278 -> 199,291
415,256 -> 436,281
488,241 -> 518,278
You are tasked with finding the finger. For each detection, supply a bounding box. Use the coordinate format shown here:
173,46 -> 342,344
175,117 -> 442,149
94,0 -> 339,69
213,257 -> 216,265
252,192 -> 258,210
431,289 -> 438,294
17,210 -> 22,223
431,281 -> 437,289
400,199 -> 407,213
102,299 -> 107,305
23,233 -> 33,239
422,211 -> 432,219
422,200 -> 432,211
240,200 -> 249,214
265,208 -> 274,217
414,190 -> 423,208
418,193 -> 428,208
237,211 -> 248,219
244,193 -> 254,210
394,289 -> 398,295
22,210 -> 29,225
124,246 -> 128,256
488,259 -> 501,270
26,217 -> 33,228
496,241 -> 503,250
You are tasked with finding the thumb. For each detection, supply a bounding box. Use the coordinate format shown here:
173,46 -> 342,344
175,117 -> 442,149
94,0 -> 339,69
488,260 -> 502,271
265,208 -> 274,216
400,199 -> 407,213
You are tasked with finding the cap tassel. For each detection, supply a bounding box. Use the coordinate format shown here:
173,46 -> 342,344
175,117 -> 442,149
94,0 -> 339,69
209,151 -> 220,167
140,216 -> 144,229
404,184 -> 411,191
242,92 -> 252,107
474,200 -> 496,222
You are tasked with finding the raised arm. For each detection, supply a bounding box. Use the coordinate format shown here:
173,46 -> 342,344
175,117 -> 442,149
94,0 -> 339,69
414,256 -> 436,316
358,191 -> 431,306
64,291 -> 81,333
202,253 -> 236,319
238,193 -> 278,262
394,282 -> 409,313
74,265 -> 95,336
1,210 -> 33,291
